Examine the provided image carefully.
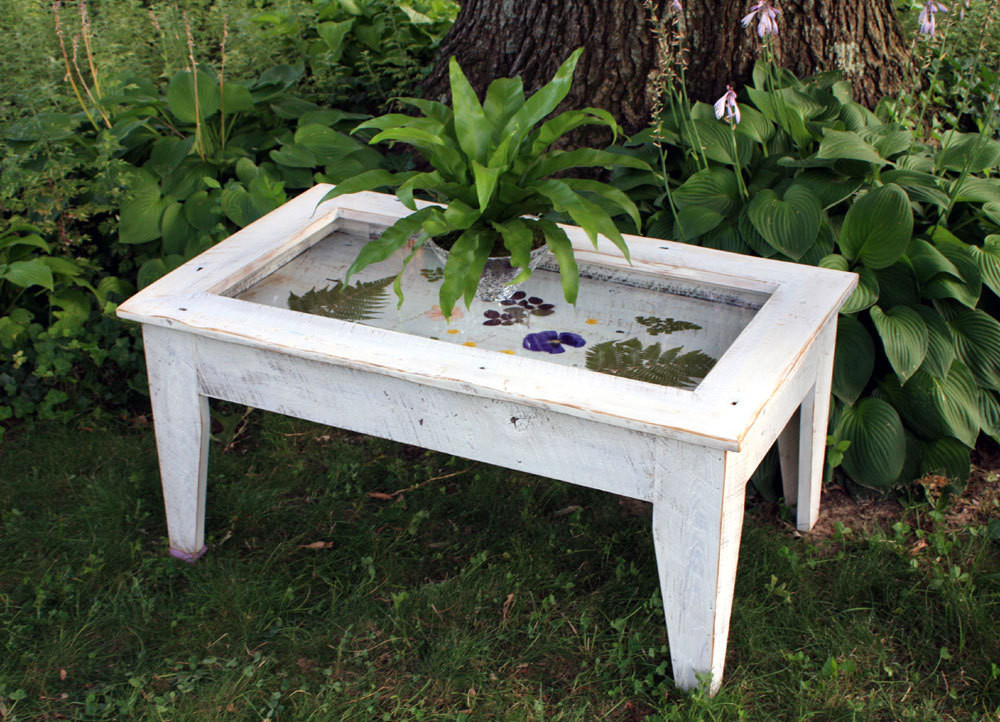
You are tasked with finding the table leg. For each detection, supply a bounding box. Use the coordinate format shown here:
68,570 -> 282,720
652,445 -> 746,695
777,318 -> 837,532
143,325 -> 210,562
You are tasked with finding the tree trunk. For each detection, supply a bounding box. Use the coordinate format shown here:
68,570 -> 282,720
422,0 -> 911,136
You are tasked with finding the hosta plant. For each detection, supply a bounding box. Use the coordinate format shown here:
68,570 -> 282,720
321,48 -> 652,319
620,59 -> 1000,493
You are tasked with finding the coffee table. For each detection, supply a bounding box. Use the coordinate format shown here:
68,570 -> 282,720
117,185 -> 856,693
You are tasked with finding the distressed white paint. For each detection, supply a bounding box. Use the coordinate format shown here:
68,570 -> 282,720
118,186 -> 857,694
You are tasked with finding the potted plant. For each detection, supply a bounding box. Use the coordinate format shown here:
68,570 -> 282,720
320,48 -> 652,319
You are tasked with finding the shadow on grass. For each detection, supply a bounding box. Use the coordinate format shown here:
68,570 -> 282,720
1,410 -> 999,720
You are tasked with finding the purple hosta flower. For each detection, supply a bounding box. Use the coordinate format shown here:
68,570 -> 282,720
522,331 -> 586,354
714,85 -> 741,125
918,0 -> 948,35
741,0 -> 780,37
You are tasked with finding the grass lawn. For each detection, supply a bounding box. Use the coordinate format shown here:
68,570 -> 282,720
1,410 -> 999,720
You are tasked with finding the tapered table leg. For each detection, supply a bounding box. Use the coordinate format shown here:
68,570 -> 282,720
652,443 -> 747,695
777,318 -> 838,532
143,325 -> 210,561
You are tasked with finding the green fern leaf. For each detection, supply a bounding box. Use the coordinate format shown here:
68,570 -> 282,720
635,316 -> 703,336
288,276 -> 394,322
585,338 -> 716,389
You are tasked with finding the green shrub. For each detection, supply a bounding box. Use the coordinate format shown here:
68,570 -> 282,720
251,0 -> 458,111
617,60 -> 1000,492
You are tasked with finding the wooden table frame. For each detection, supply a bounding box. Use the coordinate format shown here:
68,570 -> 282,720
117,185 -> 856,694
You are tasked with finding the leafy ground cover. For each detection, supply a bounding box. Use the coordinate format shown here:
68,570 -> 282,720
1,412 -> 999,720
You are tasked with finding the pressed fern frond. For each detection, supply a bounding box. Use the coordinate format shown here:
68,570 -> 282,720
288,276 -> 394,322
585,338 -> 716,389
635,316 -> 702,336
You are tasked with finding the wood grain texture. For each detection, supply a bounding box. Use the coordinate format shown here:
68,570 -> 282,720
143,325 -> 210,560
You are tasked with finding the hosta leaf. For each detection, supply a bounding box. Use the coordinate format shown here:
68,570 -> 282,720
148,136 -> 195,178
270,143 -> 318,168
220,185 -> 278,227
937,130 -> 1000,173
119,180 -> 165,244
672,168 -> 741,216
839,183 -> 912,269
1,259 -> 54,290
221,81 -> 254,113
984,202 -> 1000,227
674,206 -> 724,242
919,437 -> 971,483
167,68 -> 221,123
287,276 -> 393,322
184,190 -> 223,232
585,338 -> 716,389
950,176 -> 1000,204
316,19 -> 353,61
738,205 -> 778,257
159,201 -> 191,256
967,235 -> 1000,297
832,313 -> 874,404
870,305 -> 928,385
948,308 -> 1000,389
872,260 -> 920,308
839,265 -> 878,314
923,240 -> 981,308
835,397 -> 906,489
733,104 -> 774,145
683,119 -> 753,166
294,124 -> 367,164
906,238 -> 962,284
817,128 -> 885,164
746,185 -> 821,260
914,305 -> 955,379
979,389 -> 1000,442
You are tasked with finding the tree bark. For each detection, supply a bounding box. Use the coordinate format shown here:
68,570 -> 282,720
422,0 -> 911,136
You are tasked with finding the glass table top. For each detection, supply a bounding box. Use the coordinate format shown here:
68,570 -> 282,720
235,223 -> 765,390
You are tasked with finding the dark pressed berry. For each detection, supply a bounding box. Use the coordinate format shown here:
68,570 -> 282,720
483,319 -> 502,326
501,299 -> 517,306
500,313 -> 511,320
518,300 -> 531,308
511,291 -> 526,300
534,308 -> 554,317
538,303 -> 555,310
528,297 -> 543,304
484,310 -> 500,318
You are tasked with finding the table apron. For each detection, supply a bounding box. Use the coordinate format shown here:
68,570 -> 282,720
192,333 -> 679,502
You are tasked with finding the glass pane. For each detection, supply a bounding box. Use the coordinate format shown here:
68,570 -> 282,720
235,223 -> 766,389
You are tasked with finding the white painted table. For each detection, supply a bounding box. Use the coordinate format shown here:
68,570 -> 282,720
117,185 -> 856,694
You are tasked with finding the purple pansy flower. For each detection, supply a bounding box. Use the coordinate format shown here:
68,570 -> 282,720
741,0 -> 780,37
918,0 -> 947,35
714,85 -> 741,125
670,0 -> 683,11
522,331 -> 586,354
